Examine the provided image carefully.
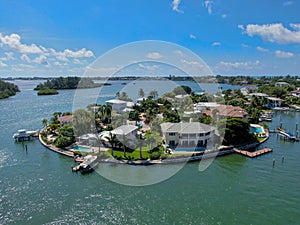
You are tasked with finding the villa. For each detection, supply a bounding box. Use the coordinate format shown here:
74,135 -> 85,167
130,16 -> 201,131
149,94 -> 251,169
160,122 -> 215,148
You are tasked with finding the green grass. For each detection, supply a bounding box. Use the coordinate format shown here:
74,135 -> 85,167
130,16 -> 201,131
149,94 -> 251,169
107,146 -> 151,160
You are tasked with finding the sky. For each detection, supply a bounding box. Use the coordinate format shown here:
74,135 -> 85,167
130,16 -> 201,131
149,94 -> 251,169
0,0 -> 300,77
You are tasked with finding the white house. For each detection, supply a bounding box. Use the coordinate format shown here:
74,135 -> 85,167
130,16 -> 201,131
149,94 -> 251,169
101,125 -> 138,148
266,97 -> 282,108
105,99 -> 127,111
160,122 -> 215,148
275,82 -> 289,87
291,89 -> 300,98
105,99 -> 134,113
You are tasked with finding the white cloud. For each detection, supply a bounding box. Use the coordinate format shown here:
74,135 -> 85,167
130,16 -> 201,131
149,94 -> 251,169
146,52 -> 163,59
218,60 -> 261,69
174,50 -> 184,57
172,0 -> 183,13
212,42 -> 221,46
189,34 -> 197,39
204,0 -> 213,14
21,54 -> 31,63
275,50 -> 294,58
241,44 -> 249,48
138,63 -> 159,71
73,59 -> 82,64
221,14 -> 227,19
256,46 -> 269,52
50,48 -> 94,61
32,55 -> 49,65
290,23 -> 300,31
239,23 -> 300,44
0,33 -> 42,54
54,61 -> 62,66
4,52 -> 15,60
283,1 -> 294,6
0,60 -> 7,67
0,32 -> 95,64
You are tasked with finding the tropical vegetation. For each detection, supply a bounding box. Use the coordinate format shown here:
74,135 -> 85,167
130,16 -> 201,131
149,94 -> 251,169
0,80 -> 20,99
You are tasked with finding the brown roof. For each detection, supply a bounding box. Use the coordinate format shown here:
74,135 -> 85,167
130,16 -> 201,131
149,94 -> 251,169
203,105 -> 247,118
57,115 -> 73,123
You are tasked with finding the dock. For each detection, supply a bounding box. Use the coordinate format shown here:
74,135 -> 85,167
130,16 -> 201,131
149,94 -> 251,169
234,148 -> 272,158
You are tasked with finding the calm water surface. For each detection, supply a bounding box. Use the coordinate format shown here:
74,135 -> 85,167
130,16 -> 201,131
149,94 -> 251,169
0,80 -> 299,224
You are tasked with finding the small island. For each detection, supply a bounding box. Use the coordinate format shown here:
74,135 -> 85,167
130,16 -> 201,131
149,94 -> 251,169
37,88 -> 59,95
0,80 -> 20,99
34,76 -> 110,95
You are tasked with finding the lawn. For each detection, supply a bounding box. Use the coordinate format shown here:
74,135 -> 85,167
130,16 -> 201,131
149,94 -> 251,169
107,146 -> 151,160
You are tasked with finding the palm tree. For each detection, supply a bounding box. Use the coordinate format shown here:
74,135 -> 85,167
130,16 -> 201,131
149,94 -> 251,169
107,132 -> 117,157
149,90 -> 158,99
137,134 -> 144,159
138,88 -> 145,98
120,134 -> 129,158
41,118 -> 48,128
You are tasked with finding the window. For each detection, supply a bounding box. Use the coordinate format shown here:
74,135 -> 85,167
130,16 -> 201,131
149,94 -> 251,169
169,132 -> 176,136
198,133 -> 204,137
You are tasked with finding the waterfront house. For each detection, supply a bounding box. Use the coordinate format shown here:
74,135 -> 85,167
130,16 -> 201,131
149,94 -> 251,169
266,97 -> 282,108
240,86 -> 258,95
101,125 -> 139,148
160,122 -> 215,148
77,133 -> 98,146
202,105 -> 248,120
57,115 -> 73,126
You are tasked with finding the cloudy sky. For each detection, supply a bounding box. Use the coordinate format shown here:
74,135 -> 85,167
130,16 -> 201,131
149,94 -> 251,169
0,0 -> 299,77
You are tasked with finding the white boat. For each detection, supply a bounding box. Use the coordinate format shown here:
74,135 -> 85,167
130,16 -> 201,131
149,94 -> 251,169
13,129 -> 39,142
72,155 -> 98,173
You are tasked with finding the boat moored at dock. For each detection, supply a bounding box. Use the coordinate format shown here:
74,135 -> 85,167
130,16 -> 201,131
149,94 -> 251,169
13,129 -> 39,142
72,155 -> 98,173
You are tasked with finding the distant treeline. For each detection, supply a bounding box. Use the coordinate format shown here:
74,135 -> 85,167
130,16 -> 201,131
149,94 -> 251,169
34,77 -> 109,90
215,75 -> 300,86
0,80 -> 20,99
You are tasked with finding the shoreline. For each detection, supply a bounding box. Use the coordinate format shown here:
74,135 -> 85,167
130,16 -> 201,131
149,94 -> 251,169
38,126 -> 269,166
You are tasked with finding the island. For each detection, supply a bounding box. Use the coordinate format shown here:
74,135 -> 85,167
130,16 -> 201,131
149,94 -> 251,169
34,76 -> 110,95
0,79 -> 20,99
39,84 -> 272,167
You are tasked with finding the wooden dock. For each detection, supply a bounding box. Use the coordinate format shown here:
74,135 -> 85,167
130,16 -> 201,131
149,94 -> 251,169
234,148 -> 272,158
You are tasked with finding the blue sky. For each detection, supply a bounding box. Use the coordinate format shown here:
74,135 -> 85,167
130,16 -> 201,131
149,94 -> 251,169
0,0 -> 300,77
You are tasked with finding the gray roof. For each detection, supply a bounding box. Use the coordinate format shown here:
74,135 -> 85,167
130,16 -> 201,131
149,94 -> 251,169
161,122 -> 215,134
111,125 -> 138,135
105,99 -> 127,104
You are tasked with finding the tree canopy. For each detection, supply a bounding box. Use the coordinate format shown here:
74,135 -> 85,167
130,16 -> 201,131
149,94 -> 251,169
0,80 -> 20,99
34,77 -> 104,90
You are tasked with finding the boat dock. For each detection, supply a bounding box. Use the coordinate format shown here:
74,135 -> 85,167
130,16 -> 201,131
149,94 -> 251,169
234,148 -> 272,158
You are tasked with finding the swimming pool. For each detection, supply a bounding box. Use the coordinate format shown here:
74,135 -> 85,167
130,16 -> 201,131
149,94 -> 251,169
250,126 -> 263,133
175,147 -> 205,152
73,146 -> 92,152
